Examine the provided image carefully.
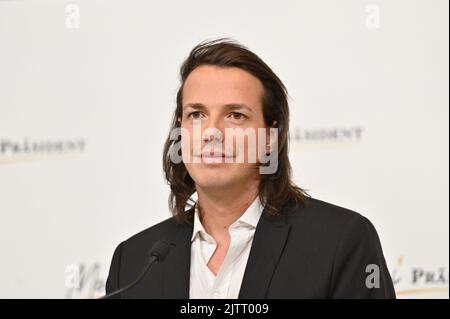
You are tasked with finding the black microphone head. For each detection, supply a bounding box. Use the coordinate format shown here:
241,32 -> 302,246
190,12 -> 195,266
148,240 -> 172,262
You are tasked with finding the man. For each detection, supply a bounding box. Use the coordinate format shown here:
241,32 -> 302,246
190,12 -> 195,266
105,39 -> 396,299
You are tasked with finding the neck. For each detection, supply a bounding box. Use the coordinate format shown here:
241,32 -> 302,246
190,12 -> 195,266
196,179 -> 259,243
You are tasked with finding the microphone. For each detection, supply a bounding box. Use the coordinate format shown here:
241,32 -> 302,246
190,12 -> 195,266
100,239 -> 172,299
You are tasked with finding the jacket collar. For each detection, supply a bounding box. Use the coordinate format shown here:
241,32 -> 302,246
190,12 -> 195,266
162,203 -> 292,298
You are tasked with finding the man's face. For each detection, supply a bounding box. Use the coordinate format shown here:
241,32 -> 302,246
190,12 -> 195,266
180,65 -> 269,191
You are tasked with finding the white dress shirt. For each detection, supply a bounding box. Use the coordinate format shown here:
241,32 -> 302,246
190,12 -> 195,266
189,196 -> 264,299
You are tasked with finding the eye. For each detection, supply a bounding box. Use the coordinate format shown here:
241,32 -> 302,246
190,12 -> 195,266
228,112 -> 247,120
187,111 -> 203,120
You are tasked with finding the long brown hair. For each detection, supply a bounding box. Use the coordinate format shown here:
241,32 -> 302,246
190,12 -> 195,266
163,38 -> 309,224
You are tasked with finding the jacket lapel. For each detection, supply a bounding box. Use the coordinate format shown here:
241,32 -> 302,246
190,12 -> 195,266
238,208 -> 291,299
162,213 -> 194,298
160,206 -> 291,299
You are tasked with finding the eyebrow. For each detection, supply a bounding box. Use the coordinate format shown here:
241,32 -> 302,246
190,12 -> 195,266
183,103 -> 253,113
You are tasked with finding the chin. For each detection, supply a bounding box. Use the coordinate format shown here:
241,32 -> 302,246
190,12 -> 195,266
186,165 -> 256,189
190,170 -> 237,189
196,176 -> 233,189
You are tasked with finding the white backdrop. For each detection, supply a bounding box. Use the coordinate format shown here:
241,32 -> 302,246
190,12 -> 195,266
0,0 -> 448,298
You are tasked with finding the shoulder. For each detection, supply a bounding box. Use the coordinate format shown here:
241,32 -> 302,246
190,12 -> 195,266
282,197 -> 379,244
286,196 -> 369,224
105,212 -> 193,295
117,210 -> 194,255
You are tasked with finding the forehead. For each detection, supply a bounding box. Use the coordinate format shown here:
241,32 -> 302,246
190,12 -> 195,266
182,65 -> 264,110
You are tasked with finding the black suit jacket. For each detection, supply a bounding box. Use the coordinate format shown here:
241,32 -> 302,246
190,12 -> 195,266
105,197 -> 396,298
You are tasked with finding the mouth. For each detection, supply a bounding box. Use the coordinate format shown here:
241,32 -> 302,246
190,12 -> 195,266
195,152 -> 234,164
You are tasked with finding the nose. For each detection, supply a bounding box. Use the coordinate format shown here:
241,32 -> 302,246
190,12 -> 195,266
202,113 -> 225,143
